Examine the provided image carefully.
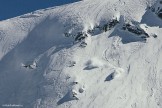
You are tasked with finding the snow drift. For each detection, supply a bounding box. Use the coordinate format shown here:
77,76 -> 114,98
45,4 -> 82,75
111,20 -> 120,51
0,0 -> 162,108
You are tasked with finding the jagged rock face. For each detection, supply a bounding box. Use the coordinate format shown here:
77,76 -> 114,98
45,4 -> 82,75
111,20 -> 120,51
151,0 -> 162,19
1,0 -> 162,108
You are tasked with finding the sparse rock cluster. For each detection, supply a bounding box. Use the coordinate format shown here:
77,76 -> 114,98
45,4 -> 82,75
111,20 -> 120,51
64,16 -> 159,49
88,18 -> 119,34
69,81 -> 85,100
64,18 -> 119,47
22,61 -> 37,69
64,31 -> 89,47
150,0 -> 162,19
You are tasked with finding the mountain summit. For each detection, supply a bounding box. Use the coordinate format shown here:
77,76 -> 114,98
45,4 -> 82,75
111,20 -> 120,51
0,0 -> 162,108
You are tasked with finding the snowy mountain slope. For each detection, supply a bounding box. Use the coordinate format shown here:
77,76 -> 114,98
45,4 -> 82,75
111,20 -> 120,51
0,0 -> 162,108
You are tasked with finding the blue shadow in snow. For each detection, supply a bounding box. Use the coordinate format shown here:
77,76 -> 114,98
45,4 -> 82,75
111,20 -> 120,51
57,91 -> 78,105
83,66 -> 98,70
105,73 -> 114,81
109,27 -> 145,44
141,10 -> 162,28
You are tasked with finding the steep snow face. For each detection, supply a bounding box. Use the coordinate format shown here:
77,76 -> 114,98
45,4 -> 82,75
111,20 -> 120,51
0,0 -> 162,108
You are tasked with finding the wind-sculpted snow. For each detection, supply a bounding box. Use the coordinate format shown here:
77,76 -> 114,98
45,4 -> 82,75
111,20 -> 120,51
0,0 -> 162,108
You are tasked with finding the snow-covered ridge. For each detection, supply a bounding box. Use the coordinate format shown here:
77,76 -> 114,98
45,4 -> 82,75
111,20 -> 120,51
1,0 -> 162,108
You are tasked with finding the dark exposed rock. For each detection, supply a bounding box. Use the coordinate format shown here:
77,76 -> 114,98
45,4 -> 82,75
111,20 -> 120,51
80,41 -> 87,47
75,32 -> 88,41
152,34 -> 158,38
160,1 -> 162,4
151,7 -> 155,12
64,18 -> 119,41
102,19 -> 119,32
64,31 -> 88,42
158,11 -> 162,19
87,18 -> 119,36
73,81 -> 78,84
64,32 -> 72,37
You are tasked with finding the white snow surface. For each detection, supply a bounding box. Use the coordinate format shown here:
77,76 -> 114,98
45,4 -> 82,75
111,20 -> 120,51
0,0 -> 162,108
